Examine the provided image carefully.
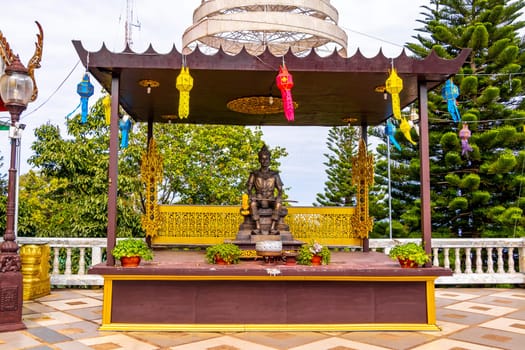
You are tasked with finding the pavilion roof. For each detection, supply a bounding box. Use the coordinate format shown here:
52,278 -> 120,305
72,41 -> 469,126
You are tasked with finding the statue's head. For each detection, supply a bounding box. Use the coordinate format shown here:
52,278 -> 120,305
258,144 -> 271,164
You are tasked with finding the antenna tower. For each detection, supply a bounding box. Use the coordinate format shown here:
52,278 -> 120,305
125,0 -> 141,48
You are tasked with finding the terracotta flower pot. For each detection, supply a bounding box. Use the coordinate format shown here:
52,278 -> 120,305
398,258 -> 418,268
311,255 -> 322,266
120,256 -> 141,267
215,255 -> 228,265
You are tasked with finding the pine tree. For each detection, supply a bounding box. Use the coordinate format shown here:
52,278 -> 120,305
393,0 -> 525,238
314,126 -> 358,206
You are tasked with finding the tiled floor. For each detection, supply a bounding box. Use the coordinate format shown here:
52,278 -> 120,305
0,287 -> 524,349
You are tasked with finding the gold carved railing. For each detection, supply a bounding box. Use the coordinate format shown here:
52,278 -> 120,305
142,136 -> 372,248
151,205 -> 360,246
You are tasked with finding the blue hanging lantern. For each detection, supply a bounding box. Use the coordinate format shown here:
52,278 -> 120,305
77,73 -> 94,123
119,115 -> 132,148
441,79 -> 461,123
385,120 -> 401,151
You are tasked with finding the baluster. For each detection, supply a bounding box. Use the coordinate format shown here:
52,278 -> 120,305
465,248 -> 473,274
92,247 -> 102,265
443,248 -> 450,269
455,248 -> 462,274
508,247 -> 515,273
78,248 -> 86,275
65,248 -> 72,275
432,248 -> 439,267
475,247 -> 483,273
52,247 -> 60,275
497,247 -> 504,273
486,247 -> 494,274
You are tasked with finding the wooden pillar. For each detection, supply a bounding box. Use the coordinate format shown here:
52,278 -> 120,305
418,81 -> 432,264
107,73 -> 120,266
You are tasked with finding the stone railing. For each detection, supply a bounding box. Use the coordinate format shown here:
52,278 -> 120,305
8,237 -> 525,286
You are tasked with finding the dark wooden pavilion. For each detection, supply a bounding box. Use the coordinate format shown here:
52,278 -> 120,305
75,41 -> 470,331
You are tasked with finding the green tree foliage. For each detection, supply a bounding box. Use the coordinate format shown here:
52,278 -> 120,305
371,122 -> 422,238
387,0 -> 525,238
23,99 -> 142,238
314,126 -> 358,206
18,96 -> 285,238
132,123 -> 286,205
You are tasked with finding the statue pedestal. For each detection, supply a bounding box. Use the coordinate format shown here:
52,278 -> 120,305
231,208 -> 303,251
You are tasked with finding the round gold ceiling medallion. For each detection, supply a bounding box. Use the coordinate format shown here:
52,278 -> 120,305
227,96 -> 298,115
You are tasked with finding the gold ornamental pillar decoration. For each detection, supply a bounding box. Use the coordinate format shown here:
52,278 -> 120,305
19,244 -> 50,300
141,138 -> 163,240
351,138 -> 374,238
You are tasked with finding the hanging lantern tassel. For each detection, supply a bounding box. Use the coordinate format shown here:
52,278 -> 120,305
77,73 -> 94,124
119,115 -> 132,148
103,95 -> 111,125
400,116 -> 417,145
441,78 -> 461,122
385,68 -> 403,120
385,120 -> 401,151
459,123 -> 473,155
176,66 -> 193,119
276,64 -> 295,122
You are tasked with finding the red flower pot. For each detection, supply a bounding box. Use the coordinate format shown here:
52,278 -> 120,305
120,256 -> 141,267
398,258 -> 418,268
311,255 -> 322,266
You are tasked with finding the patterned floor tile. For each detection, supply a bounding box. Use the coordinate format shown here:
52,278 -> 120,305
435,290 -> 480,301
41,297 -> 102,310
169,335 -> 277,350
436,307 -> 494,325
449,327 -> 524,350
341,331 -> 435,349
288,337 -> 392,350
78,334 -> 159,350
410,338 -> 504,350
0,331 -> 41,350
27,326 -> 72,343
64,306 -> 103,321
127,331 -> 222,348
22,311 -> 85,327
419,320 -> 469,336
234,331 -> 329,349
445,301 -> 517,316
47,320 -> 102,339
479,317 -> 525,335
490,290 -> 525,301
23,301 -> 59,314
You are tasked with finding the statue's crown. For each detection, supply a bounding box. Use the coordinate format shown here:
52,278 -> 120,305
258,144 -> 270,158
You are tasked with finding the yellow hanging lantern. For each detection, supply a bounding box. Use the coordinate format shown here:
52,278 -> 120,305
176,66 -> 193,119
385,68 -> 403,120
102,95 -> 111,125
400,116 -> 416,145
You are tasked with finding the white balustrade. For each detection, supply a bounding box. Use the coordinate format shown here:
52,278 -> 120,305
4,237 -> 524,287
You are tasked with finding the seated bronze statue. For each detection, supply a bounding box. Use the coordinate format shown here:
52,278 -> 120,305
246,145 -> 285,235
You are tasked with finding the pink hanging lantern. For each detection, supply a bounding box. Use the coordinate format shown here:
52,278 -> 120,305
276,64 -> 295,122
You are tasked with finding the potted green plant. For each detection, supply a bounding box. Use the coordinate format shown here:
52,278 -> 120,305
297,241 -> 331,265
112,238 -> 153,267
388,241 -> 430,268
205,243 -> 242,264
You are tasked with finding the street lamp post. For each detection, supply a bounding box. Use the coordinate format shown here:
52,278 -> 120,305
0,56 -> 33,332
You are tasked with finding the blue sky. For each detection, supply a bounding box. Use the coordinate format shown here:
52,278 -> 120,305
0,0 -> 430,205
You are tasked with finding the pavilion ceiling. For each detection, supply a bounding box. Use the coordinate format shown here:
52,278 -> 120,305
72,41 -> 469,127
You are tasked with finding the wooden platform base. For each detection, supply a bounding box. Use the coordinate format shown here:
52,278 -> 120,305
89,250 -> 452,332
